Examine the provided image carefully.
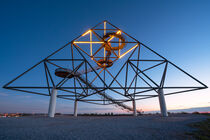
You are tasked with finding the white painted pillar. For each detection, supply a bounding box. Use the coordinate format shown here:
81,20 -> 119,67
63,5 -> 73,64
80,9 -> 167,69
132,99 -> 137,116
158,88 -> 168,117
48,88 -> 57,118
74,100 -> 78,117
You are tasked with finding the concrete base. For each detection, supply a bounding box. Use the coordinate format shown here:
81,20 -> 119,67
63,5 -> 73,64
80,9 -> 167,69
74,100 -> 78,117
132,99 -> 137,116
48,88 -> 57,118
158,88 -> 168,117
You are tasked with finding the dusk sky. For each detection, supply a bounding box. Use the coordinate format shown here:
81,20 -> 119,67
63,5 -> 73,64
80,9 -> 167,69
0,0 -> 210,114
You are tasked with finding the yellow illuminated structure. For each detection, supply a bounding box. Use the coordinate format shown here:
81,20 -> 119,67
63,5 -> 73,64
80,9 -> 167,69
73,21 -> 139,68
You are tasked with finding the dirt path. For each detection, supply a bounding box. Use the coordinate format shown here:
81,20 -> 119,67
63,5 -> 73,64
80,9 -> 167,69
0,114 -> 209,140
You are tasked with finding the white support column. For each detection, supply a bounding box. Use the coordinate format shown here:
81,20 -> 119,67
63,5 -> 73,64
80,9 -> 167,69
158,88 -> 168,117
132,99 -> 137,116
48,88 -> 57,118
74,100 -> 78,117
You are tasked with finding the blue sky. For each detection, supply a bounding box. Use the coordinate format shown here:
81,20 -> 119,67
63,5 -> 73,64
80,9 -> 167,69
0,0 -> 210,114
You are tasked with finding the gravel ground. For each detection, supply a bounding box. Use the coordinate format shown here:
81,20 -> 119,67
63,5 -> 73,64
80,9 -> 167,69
0,114 -> 209,140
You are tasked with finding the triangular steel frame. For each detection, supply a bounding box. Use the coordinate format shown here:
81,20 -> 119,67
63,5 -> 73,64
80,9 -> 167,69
3,20 -> 208,112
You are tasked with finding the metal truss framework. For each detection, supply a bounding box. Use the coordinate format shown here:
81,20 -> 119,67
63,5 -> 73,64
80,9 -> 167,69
3,21 -> 207,112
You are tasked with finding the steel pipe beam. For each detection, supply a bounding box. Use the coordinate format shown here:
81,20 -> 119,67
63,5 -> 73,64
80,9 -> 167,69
158,88 -> 168,117
132,99 -> 137,116
48,88 -> 57,117
74,100 -> 78,117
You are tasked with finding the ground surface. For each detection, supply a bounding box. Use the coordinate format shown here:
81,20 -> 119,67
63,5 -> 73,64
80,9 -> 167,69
0,114 -> 209,140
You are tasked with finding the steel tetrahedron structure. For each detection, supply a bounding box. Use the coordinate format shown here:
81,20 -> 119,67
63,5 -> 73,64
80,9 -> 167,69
3,21 -> 207,117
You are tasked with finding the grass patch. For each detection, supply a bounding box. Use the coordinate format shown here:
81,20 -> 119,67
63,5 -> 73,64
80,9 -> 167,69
187,117 -> 210,140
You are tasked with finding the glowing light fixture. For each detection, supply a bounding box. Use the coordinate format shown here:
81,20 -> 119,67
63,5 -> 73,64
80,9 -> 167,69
81,30 -> 91,37
90,30 -> 92,57
107,30 -> 121,42
119,44 -> 138,58
104,22 -> 106,59
73,41 -> 104,44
